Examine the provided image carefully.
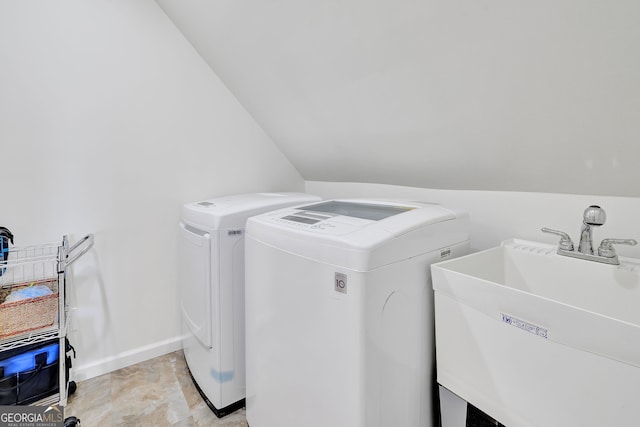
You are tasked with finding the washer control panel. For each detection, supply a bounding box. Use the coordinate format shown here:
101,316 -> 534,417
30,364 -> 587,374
258,209 -> 368,235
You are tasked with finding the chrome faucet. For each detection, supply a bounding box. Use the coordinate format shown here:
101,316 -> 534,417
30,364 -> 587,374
542,205 -> 637,265
577,205 -> 606,255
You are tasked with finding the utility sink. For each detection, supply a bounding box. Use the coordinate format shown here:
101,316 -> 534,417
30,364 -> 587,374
432,239 -> 640,427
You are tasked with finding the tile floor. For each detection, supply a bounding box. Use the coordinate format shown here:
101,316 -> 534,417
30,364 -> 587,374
66,351 -> 247,426
67,350 -> 503,427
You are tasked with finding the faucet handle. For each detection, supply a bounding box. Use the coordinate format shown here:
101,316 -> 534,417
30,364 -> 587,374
597,238 -> 638,258
542,228 -> 575,251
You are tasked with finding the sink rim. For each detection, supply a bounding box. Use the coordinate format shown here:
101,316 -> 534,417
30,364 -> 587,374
432,239 -> 640,369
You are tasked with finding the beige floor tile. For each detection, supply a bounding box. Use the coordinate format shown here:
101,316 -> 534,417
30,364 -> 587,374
66,350 -> 245,427
66,372 -> 113,426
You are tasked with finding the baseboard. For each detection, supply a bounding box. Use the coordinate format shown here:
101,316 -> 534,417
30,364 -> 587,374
72,335 -> 183,381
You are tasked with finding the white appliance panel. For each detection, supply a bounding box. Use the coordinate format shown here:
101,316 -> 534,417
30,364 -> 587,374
178,222 -> 213,349
245,198 -> 470,427
245,241 -> 364,427
246,237 -> 470,427
216,230 -> 245,401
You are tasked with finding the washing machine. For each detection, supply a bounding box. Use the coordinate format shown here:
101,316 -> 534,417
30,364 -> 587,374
245,199 -> 470,427
178,192 -> 320,417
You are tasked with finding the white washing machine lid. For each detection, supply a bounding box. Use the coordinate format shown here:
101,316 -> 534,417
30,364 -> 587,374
293,200 -> 416,221
181,192 -> 321,230
246,199 -> 470,271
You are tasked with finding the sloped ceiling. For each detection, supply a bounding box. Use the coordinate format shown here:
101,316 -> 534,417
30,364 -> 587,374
156,0 -> 640,196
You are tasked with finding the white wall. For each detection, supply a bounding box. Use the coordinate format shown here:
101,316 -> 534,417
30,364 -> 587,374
157,0 -> 640,197
306,181 -> 640,258
0,1 -> 304,380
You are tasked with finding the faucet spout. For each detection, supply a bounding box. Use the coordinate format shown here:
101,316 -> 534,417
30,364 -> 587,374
578,224 -> 596,254
577,205 -> 606,255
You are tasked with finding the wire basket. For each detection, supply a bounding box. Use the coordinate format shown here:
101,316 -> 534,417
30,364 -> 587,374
0,242 -> 59,284
0,279 -> 59,339
0,243 -> 60,339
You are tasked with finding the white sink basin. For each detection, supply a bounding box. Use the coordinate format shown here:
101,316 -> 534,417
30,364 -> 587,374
432,239 -> 640,427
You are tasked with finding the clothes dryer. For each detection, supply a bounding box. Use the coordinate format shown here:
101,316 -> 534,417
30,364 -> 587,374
245,199 -> 470,427
178,192 -> 320,417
